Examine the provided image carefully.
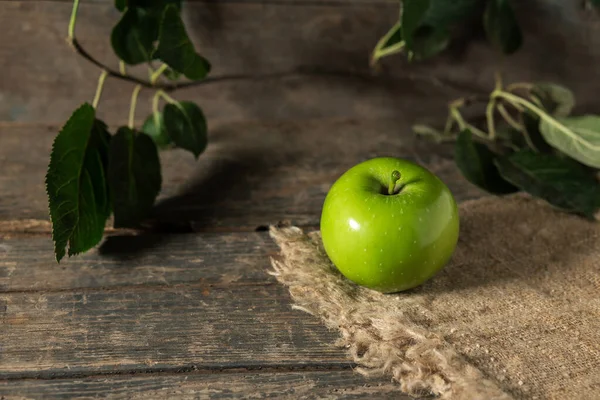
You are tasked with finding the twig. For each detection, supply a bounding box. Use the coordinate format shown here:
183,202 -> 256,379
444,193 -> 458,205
69,38 -> 387,92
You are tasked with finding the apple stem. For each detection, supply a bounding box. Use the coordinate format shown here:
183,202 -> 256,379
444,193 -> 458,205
388,170 -> 401,195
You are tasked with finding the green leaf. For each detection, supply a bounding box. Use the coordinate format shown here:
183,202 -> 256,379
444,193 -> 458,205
495,150 -> 600,219
142,112 -> 172,148
115,0 -> 127,12
401,0 -> 453,60
111,8 -> 158,65
163,101 -> 208,158
539,115 -> 600,168
163,68 -> 181,81
521,112 -> 553,153
108,127 -> 162,228
154,5 -> 211,80
422,0 -> 482,27
410,25 -> 450,60
483,0 -> 523,54
372,21 -> 404,63
530,83 -> 575,117
455,130 -> 517,194
402,0 -> 431,50
45,104 -> 112,262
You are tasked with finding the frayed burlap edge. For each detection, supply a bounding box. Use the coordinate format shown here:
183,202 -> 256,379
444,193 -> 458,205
268,224 -> 512,400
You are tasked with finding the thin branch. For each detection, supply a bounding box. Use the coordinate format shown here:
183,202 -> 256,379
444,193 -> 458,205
69,38 -> 390,92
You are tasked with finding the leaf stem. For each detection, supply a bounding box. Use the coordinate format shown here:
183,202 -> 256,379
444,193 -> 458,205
128,85 -> 142,129
151,64 -> 169,85
493,90 -> 599,151
493,90 -> 546,117
388,170 -> 401,195
152,91 -> 162,115
497,103 -> 522,131
68,0 -> 80,40
151,91 -> 162,128
450,108 -> 489,140
157,90 -> 177,104
518,114 -> 539,152
371,21 -> 404,66
494,71 -> 503,91
119,61 -> 126,76
486,99 -> 496,140
443,113 -> 455,135
92,70 -> 109,109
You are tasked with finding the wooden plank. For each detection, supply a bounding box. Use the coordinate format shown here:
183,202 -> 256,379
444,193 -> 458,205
0,371 -> 412,400
0,1 -> 402,124
0,284 -> 356,378
3,1 -> 600,124
0,233 -> 278,292
5,0 -> 396,3
0,119 -> 483,227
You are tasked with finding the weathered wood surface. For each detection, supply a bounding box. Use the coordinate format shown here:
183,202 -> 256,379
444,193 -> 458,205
0,233 -> 276,292
0,284 -> 356,378
3,1 -> 600,124
0,119 -> 483,229
0,231 -> 416,398
0,371 -> 410,400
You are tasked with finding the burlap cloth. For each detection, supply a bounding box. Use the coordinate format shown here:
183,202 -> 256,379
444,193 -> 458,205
268,194 -> 600,400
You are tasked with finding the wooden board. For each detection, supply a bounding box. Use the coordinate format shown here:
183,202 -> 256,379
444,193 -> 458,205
0,119 -> 484,229
3,1 -> 600,125
0,284 -> 354,378
0,370 -> 412,400
0,231 -> 414,398
0,233 -> 277,292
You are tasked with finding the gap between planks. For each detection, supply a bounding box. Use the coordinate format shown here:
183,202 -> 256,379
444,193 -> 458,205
0,363 -> 357,382
0,219 -> 314,237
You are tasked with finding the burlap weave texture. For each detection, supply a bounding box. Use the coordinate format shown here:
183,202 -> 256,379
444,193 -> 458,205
269,194 -> 600,399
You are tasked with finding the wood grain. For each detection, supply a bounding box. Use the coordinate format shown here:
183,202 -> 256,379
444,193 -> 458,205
0,370 -> 413,400
0,284 -> 353,378
0,232 -> 279,292
0,118 -> 484,228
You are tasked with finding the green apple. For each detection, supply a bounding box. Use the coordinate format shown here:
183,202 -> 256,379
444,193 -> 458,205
320,157 -> 459,293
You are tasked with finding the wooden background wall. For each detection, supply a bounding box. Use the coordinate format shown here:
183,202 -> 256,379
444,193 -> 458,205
2,0 -> 600,126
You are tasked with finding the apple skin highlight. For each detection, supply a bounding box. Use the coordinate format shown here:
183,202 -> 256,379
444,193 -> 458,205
320,157 -> 460,293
